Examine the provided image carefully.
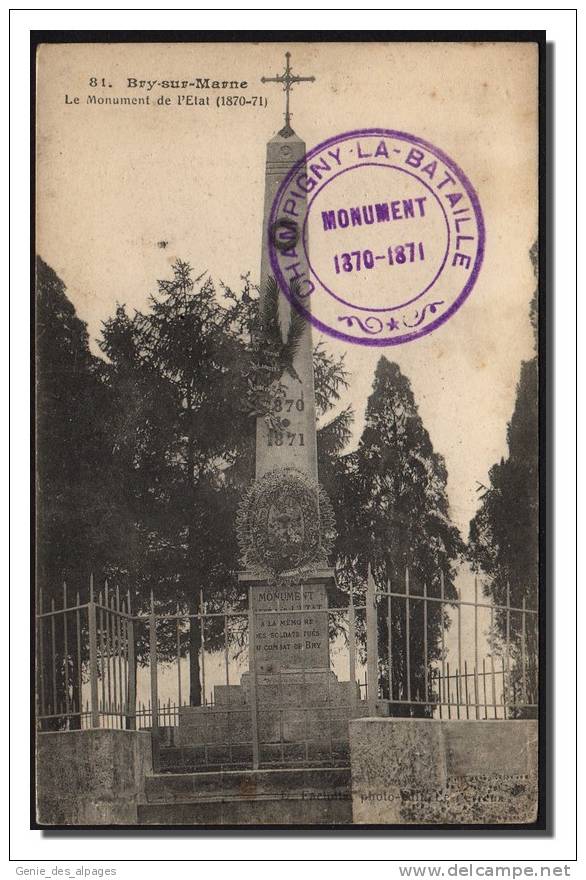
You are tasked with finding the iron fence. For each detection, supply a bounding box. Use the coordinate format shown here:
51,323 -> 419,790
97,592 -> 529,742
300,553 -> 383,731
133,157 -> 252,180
366,567 -> 538,720
36,567 -> 538,770
36,577 -> 135,731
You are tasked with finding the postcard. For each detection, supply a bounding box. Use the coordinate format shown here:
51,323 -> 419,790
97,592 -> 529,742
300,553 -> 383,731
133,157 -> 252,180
34,35 -> 542,828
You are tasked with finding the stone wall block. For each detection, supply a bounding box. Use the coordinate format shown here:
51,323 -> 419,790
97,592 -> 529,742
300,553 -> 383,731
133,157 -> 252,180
36,729 -> 152,826
349,718 -> 538,825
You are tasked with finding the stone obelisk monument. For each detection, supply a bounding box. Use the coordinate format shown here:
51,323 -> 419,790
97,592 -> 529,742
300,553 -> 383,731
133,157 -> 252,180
255,53 -> 319,482
237,56 -> 338,745
180,56 -> 362,768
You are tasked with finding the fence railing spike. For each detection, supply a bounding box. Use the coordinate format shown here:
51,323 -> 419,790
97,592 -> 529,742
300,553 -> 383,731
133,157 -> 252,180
366,563 -> 378,715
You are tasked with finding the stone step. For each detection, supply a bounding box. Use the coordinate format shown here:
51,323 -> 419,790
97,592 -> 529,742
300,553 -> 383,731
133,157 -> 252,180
137,793 -> 352,826
158,741 -> 350,772
144,766 -> 351,803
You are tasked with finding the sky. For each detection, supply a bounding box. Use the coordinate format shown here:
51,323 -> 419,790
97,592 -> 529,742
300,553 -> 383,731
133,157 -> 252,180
36,40 -> 538,539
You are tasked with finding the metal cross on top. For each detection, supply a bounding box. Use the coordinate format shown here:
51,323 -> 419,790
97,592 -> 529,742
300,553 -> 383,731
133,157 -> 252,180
261,51 -> 315,134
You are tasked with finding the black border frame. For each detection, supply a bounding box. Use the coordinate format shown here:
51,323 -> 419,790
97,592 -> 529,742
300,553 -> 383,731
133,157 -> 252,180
25,26 -> 551,839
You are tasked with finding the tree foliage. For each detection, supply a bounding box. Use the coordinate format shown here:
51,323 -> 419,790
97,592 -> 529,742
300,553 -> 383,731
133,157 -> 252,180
99,260 -> 254,702
331,357 -> 464,714
468,244 -> 539,712
36,257 -> 126,725
36,257 -> 125,593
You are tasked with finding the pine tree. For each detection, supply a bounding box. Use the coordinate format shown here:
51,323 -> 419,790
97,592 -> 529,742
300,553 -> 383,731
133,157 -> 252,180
36,257 -> 123,584
36,258 -> 125,725
100,260 -> 253,704
334,357 -> 463,715
468,244 -> 539,712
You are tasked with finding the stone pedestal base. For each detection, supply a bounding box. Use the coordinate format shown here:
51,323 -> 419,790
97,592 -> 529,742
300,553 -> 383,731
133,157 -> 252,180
177,671 -> 366,750
172,568 -> 368,764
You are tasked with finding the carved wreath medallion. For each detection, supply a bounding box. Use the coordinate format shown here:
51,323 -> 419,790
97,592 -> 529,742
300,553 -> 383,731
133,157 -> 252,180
237,467 -> 336,577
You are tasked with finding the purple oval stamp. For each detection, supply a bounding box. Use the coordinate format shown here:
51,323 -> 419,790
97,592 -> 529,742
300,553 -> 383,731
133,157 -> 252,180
268,128 -> 485,346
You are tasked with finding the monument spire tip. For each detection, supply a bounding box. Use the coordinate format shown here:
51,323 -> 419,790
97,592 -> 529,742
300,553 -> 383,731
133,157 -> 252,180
260,51 -> 315,135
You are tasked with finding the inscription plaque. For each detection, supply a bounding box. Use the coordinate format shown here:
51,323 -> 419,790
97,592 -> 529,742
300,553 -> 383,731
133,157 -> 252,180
250,582 -> 329,673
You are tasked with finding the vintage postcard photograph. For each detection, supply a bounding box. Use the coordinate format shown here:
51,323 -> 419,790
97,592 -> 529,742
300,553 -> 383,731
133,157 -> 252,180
33,34 -> 543,829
